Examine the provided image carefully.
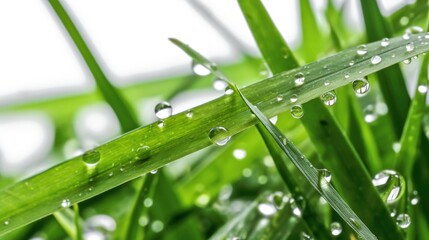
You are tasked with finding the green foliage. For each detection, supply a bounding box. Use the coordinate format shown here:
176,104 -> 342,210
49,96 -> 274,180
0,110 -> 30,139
1,1 -> 429,239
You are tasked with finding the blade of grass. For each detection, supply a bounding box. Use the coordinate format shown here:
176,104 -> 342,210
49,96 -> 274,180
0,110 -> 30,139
238,0 -> 403,238
1,34 -> 429,236
73,205 -> 83,240
233,84 -> 376,240
52,208 -> 80,240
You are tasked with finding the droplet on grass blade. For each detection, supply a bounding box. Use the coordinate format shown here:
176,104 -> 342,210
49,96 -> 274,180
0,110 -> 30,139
381,38 -> 390,47
213,78 -> 228,91
352,78 -> 370,96
191,61 -> 211,76
155,101 -> 172,119
290,94 -> 298,103
372,170 -> 405,204
294,72 -> 305,86
208,127 -> 231,146
61,199 -> 71,208
371,55 -> 382,65
396,213 -> 411,229
291,105 -> 304,119
331,222 -> 342,236
406,43 -> 415,52
356,45 -> 368,55
320,91 -> 337,106
82,149 -> 101,167
135,145 -> 150,161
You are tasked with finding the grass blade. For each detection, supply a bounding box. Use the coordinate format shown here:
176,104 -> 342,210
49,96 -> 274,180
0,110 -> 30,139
1,34 -> 429,236
233,84 -> 376,239
52,208 -> 81,240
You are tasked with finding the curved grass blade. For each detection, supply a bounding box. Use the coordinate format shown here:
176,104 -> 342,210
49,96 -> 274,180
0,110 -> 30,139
52,208 -> 82,240
1,34 -> 429,236
233,84 -> 377,240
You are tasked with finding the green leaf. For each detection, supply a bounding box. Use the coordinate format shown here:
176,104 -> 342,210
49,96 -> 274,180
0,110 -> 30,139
52,208 -> 81,240
233,84 -> 376,239
1,33 -> 429,236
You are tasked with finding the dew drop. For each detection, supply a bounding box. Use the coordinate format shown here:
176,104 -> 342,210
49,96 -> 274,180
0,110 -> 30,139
318,168 -> 332,183
290,94 -> 298,103
135,145 -> 150,161
390,209 -> 397,217
150,169 -> 158,174
411,190 -> 419,205
61,199 -> 71,208
406,42 -> 415,52
269,115 -> 278,124
403,58 -> 412,64
191,61 -> 211,76
213,78 -> 228,91
425,33 -> 429,39
154,101 -> 173,119
372,169 -> 405,204
290,105 -> 304,119
277,95 -> 283,102
82,149 -> 101,167
258,202 -> 277,216
208,127 -> 231,146
157,120 -> 165,128
400,16 -> 409,26
344,73 -> 350,79
349,60 -> 355,66
186,110 -> 193,118
381,38 -> 390,47
371,55 -> 382,65
324,80 -> 330,86
320,91 -> 337,106
294,72 -> 305,86
289,198 -> 302,217
300,232 -> 312,240
225,87 -> 234,95
330,222 -> 342,236
417,85 -> 428,94
402,33 -> 411,40
392,142 -> 401,153
396,213 -> 411,229
270,191 -> 286,210
349,218 -> 361,229
4,219 -> 10,225
356,45 -> 368,55
352,78 -> 370,96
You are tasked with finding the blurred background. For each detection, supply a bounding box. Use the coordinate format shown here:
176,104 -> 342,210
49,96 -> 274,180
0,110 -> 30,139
0,0 -> 415,177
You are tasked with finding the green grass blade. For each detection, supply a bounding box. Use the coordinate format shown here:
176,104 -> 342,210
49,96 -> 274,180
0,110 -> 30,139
73,205 -> 83,240
234,84 -> 376,239
52,208 -> 79,239
48,0 -> 139,132
360,0 -> 410,137
1,34 -> 429,236
395,55 -> 429,175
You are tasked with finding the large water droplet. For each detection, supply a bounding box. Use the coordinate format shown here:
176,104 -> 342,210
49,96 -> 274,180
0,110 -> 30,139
372,170 -> 405,204
320,91 -> 337,106
352,78 -> 370,96
291,105 -> 304,119
331,222 -> 342,236
135,145 -> 150,161
406,42 -> 415,52
208,127 -> 231,146
371,55 -> 382,65
318,168 -> 332,190
294,72 -> 305,86
213,78 -> 228,91
357,45 -> 368,55
82,149 -> 101,166
192,61 -> 211,76
396,213 -> 411,229
381,38 -> 390,47
61,199 -> 71,208
154,101 -> 173,119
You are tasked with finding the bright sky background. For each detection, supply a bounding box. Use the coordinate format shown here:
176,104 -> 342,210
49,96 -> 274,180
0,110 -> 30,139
0,0 -> 410,176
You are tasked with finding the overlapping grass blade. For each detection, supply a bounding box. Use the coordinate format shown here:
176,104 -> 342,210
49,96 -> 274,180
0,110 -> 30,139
52,208 -> 81,240
1,33 -> 429,235
233,84 -> 376,240
238,0 -> 403,238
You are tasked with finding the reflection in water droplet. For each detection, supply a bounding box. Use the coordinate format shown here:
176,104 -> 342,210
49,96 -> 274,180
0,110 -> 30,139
213,78 -> 228,91
357,45 -> 368,55
406,43 -> 415,52
208,127 -> 231,146
331,222 -> 342,236
82,149 -> 101,167
61,199 -> 71,208
352,78 -> 370,96
372,169 -> 405,204
318,168 -> 332,184
320,91 -> 337,106
381,38 -> 390,47
154,101 -> 173,119
192,61 -> 211,76
294,72 -> 305,86
371,55 -> 382,65
291,105 -> 304,119
396,213 -> 411,229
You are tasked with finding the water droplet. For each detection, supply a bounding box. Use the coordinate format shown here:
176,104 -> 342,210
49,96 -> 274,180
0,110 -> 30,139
406,26 -> 424,34
324,80 -> 330,86
233,149 -> 247,160
320,91 -> 337,106
242,168 -> 252,177
396,213 -> 411,229
151,220 -> 164,233
349,60 -> 355,66
400,16 -> 409,26
144,198 -> 153,207
276,95 -> 283,102
318,168 -> 332,184
300,232 -> 312,240
390,209 -> 397,217
357,45 -> 368,55
406,42 -> 415,52
4,219 -> 10,225
213,78 -> 228,91
371,55 -> 382,65
291,105 -> 304,119
270,192 -> 286,210
349,218 -> 361,229
411,190 -> 419,205
290,94 -> 298,103
186,110 -> 193,118
364,105 -> 377,123
157,120 -> 164,128
344,73 -> 350,79
208,127 -> 231,146
269,115 -> 278,124
403,33 -> 411,40
392,142 -> 401,153
225,87 -> 234,95
403,58 -> 412,64
109,172 -> 113,177
135,145 -> 150,161
289,197 -> 304,217
82,149 -> 101,167
294,72 -> 305,86
154,101 -> 172,119
381,38 -> 390,47
331,222 -> 342,236
192,61 -> 210,76
418,85 -> 428,94
150,169 -> 158,174
61,199 -> 71,208
258,201 -> 277,217
425,33 -> 429,39
352,78 -> 370,96
372,170 -> 405,204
